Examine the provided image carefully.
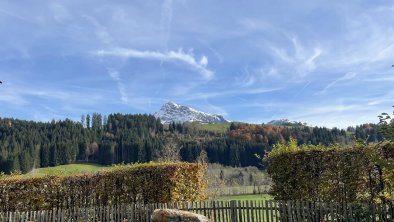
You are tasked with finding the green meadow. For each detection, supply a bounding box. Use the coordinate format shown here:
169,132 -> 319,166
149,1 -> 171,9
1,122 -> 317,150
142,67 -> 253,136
27,163 -> 110,177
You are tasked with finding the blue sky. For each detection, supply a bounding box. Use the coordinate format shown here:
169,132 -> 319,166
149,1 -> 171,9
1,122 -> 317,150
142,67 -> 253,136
1,0 -> 394,127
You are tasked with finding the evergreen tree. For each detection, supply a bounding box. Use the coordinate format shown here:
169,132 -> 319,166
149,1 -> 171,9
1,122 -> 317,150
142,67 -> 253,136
86,114 -> 91,129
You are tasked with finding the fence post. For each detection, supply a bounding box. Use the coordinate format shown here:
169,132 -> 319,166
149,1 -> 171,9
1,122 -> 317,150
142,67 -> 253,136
212,201 -> 217,222
371,203 -> 376,222
287,201 -> 293,222
230,200 -> 237,222
278,201 -> 286,222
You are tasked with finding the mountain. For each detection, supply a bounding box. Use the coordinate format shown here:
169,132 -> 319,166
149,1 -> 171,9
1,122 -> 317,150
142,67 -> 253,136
154,102 -> 229,124
267,119 -> 306,126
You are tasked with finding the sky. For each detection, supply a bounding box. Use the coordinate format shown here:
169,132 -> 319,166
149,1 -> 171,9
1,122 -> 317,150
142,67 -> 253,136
1,0 -> 394,128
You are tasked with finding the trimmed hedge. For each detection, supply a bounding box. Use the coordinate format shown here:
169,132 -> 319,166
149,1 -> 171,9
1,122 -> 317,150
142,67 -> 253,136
266,142 -> 394,204
0,162 -> 207,211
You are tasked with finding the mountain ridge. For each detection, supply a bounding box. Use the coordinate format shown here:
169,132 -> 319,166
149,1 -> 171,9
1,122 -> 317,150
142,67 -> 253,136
154,101 -> 229,124
267,119 -> 307,126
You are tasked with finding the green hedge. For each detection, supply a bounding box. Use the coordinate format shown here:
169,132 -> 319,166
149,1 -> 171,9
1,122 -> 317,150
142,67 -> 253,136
0,162 -> 207,211
266,141 -> 393,204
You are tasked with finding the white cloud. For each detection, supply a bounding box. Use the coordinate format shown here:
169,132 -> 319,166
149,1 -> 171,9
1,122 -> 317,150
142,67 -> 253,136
82,15 -> 113,45
108,69 -> 121,81
0,92 -> 27,106
197,101 -> 228,117
234,66 -> 256,87
293,80 -> 312,98
295,107 -> 378,128
303,48 -> 322,72
107,68 -> 128,103
0,80 -> 108,109
161,0 -> 173,25
270,35 -> 322,78
319,12 -> 394,71
362,76 -> 394,82
239,18 -> 271,32
259,67 -> 280,78
97,48 -> 214,80
200,56 -> 208,67
50,2 -> 72,22
181,86 -> 281,101
160,0 -> 173,47
0,8 -> 33,23
318,72 -> 356,94
197,39 -> 224,63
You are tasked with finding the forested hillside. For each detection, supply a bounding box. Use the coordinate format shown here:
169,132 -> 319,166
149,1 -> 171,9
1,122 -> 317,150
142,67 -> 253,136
228,122 -> 383,146
0,114 -> 385,173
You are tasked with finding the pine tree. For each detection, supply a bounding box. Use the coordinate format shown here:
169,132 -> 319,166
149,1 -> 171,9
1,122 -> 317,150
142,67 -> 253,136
81,115 -> 85,127
86,114 -> 91,129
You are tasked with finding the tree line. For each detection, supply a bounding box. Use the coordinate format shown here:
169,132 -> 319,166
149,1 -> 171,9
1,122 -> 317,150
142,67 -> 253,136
228,122 -> 383,148
0,113 -> 387,173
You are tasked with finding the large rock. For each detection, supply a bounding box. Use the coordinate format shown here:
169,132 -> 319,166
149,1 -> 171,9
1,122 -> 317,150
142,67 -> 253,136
151,209 -> 209,222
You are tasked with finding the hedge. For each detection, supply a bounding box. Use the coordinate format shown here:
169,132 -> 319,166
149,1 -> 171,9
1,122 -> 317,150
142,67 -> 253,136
266,141 -> 394,204
0,162 -> 207,212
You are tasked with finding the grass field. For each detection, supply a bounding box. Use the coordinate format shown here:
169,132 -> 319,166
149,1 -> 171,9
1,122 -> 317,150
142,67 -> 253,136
28,163 -> 110,177
214,194 -> 273,201
197,122 -> 232,133
208,185 -> 271,197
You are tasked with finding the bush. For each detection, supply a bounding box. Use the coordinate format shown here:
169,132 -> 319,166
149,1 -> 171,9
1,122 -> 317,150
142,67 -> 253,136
0,162 -> 207,211
266,140 -> 393,204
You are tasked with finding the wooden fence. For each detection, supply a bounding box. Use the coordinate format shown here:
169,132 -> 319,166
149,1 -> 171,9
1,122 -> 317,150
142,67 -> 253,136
207,185 -> 270,196
0,200 -> 392,222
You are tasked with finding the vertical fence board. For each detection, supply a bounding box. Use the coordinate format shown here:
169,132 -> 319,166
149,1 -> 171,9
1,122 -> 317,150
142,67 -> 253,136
263,200 -> 267,222
255,200 -> 259,222
269,200 -> 274,222
1,199 -> 393,222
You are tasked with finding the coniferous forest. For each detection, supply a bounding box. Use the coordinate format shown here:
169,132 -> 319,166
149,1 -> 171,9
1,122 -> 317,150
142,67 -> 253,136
0,113 -> 385,173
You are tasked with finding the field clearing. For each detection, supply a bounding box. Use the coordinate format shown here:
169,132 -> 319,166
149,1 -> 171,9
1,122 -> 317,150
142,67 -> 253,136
214,194 -> 273,201
28,163 -> 110,177
197,122 -> 232,133
208,185 -> 271,196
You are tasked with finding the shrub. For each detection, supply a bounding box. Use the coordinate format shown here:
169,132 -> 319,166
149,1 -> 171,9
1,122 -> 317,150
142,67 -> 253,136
0,162 -> 207,211
266,140 -> 393,204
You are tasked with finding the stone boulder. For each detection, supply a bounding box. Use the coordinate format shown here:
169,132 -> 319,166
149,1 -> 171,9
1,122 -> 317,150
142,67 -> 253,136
151,209 -> 209,222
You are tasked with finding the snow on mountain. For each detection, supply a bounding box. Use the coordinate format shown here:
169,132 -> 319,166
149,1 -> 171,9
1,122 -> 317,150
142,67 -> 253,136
154,102 -> 229,124
267,119 -> 292,126
267,119 -> 307,126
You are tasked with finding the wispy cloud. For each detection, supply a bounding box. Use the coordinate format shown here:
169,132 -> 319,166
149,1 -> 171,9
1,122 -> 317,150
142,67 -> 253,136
97,48 -> 214,80
271,35 -> 322,77
362,75 -> 394,82
197,39 -> 224,63
260,67 -> 280,78
49,2 -> 72,23
107,68 -> 128,103
235,66 -> 255,87
82,14 -> 113,45
14,81 -> 111,105
319,12 -> 394,72
289,103 -> 379,128
239,18 -> 271,32
181,87 -> 281,101
318,72 -> 356,94
0,8 -> 33,23
161,0 -> 173,28
293,80 -> 312,98
160,0 -> 173,46
199,100 -> 228,117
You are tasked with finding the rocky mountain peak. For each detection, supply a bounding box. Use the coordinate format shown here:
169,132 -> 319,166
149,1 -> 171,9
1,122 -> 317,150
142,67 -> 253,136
154,102 -> 228,124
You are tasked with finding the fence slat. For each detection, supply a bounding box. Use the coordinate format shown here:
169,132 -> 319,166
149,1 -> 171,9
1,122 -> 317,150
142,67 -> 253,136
1,199 -> 393,222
